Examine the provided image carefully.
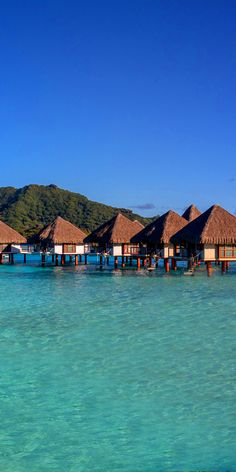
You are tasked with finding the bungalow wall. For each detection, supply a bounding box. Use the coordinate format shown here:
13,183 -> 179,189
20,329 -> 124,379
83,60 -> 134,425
163,243 -> 174,258
112,244 -> 141,256
54,244 -> 85,255
203,244 -> 217,261
112,244 -> 123,257
11,244 -> 23,253
11,244 -> 35,253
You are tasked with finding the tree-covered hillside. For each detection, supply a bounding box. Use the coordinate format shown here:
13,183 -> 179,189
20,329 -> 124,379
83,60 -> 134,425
0,184 -> 155,237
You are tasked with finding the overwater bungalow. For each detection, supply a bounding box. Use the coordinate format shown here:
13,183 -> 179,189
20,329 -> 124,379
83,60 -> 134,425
172,204 -> 236,272
0,219 -> 27,263
182,204 -> 201,222
33,216 -> 86,265
84,213 -> 144,266
131,210 -> 188,270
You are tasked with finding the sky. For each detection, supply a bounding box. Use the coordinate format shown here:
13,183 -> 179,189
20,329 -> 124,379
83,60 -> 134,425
1,0 -> 236,216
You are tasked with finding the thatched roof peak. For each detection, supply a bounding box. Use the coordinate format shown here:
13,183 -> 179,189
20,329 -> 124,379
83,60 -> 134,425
182,204 -> 201,221
0,219 -> 26,244
36,216 -> 86,244
84,213 -> 144,244
131,210 -> 188,244
173,204 -> 236,244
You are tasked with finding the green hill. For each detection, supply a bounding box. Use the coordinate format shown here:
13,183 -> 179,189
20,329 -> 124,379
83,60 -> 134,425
0,184 -> 155,237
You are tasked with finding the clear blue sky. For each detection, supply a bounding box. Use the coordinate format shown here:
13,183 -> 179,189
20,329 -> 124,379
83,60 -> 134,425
1,0 -> 236,216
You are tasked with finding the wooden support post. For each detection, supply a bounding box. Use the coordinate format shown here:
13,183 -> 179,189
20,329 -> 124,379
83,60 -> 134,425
114,256 -> 118,269
107,256 -> 109,266
79,254 -> 82,263
10,253 -> 14,265
129,257 -> 132,266
23,253 -> 27,264
41,254 -> 46,267
137,257 -> 141,269
171,258 -> 177,271
55,254 -> 59,266
85,254 -> 88,265
61,254 -> 65,265
164,258 -> 170,272
0,253 -> 2,265
221,261 -> 226,274
75,255 -> 78,266
121,256 -> 125,268
206,261 -> 212,276
99,255 -> 103,267
226,261 -> 229,270
52,254 -> 55,263
69,255 -> 73,263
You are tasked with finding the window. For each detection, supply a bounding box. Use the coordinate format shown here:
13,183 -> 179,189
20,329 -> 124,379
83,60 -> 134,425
127,245 -> 140,255
219,245 -> 236,258
63,244 -> 76,253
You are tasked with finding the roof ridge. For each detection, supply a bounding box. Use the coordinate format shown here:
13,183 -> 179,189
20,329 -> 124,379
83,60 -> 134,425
201,205 -> 220,241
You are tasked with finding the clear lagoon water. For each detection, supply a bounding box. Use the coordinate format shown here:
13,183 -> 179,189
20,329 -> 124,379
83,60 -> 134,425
0,262 -> 236,471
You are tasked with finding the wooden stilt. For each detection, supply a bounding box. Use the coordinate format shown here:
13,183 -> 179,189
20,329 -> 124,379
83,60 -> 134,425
137,257 -> 141,269
0,253 -> 2,265
75,255 -> 78,266
164,258 -> 170,272
114,256 -> 118,269
52,254 -> 55,263
129,257 -> 132,266
171,258 -> 177,271
221,261 -> 226,273
55,254 -> 59,266
107,256 -> 109,266
61,254 -> 65,265
206,261 -> 212,276
121,256 -> 125,268
41,254 -> 46,267
226,261 -> 229,270
23,253 -> 27,264
10,253 -> 14,265
69,255 -> 73,263
99,255 -> 103,267
84,254 -> 88,265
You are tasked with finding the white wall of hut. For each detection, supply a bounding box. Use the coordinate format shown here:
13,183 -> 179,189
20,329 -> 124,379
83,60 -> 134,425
54,244 -> 85,255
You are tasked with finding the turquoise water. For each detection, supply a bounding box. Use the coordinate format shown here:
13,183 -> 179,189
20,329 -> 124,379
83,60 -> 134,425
0,264 -> 235,471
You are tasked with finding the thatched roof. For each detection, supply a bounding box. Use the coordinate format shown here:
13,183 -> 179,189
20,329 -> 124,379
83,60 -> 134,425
131,210 -> 188,244
172,205 -> 236,244
84,213 -> 144,244
0,220 -> 26,244
182,204 -> 201,222
35,216 -> 86,244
